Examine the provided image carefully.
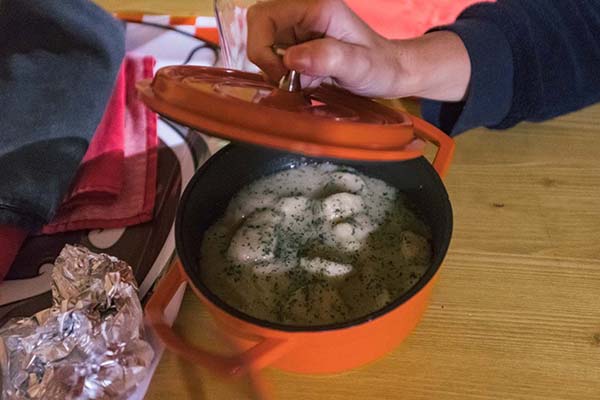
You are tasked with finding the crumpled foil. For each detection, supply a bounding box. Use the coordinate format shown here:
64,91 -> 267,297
0,245 -> 154,400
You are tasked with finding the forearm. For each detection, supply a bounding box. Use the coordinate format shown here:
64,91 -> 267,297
393,31 -> 471,102
422,0 -> 600,135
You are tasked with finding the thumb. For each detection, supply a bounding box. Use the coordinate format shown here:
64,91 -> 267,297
284,38 -> 370,84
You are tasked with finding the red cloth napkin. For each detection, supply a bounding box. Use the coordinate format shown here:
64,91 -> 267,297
347,0 -> 490,39
41,54 -> 157,234
61,65 -> 126,208
0,225 -> 27,282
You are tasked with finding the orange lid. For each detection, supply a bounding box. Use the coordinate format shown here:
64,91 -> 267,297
137,65 -> 453,166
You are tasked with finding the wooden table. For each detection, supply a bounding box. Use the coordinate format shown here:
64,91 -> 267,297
96,2 -> 600,398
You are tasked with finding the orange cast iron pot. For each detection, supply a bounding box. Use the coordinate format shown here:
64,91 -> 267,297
145,121 -> 454,376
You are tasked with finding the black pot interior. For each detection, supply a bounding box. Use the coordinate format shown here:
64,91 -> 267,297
176,144 -> 453,332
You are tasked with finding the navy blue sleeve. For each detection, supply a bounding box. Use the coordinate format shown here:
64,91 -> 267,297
0,0 -> 125,230
421,0 -> 600,135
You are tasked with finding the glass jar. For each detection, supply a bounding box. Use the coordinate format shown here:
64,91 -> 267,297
214,0 -> 260,72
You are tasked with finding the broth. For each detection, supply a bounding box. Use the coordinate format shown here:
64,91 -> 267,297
200,163 -> 432,326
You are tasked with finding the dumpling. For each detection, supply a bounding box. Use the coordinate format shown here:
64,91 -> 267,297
225,192 -> 279,222
276,196 -> 313,231
330,213 -> 376,251
299,257 -> 353,278
327,171 -> 366,194
245,209 -> 282,225
227,210 -> 282,264
400,231 -> 431,263
375,288 -> 392,308
320,192 -> 365,222
277,196 -> 311,215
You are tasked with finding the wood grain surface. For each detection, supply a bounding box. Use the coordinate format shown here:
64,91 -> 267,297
95,2 -> 600,398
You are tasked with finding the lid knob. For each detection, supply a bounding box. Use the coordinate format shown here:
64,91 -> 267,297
258,44 -> 310,109
272,44 -> 302,93
279,69 -> 302,92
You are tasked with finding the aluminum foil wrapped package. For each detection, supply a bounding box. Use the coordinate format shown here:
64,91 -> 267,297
0,245 -> 154,399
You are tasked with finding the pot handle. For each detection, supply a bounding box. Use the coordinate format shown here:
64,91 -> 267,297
412,117 -> 455,179
145,260 -> 291,378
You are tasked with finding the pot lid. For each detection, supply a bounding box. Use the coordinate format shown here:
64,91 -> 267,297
137,65 -> 431,161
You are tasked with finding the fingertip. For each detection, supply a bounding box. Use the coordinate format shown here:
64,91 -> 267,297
283,39 -> 352,78
259,67 -> 284,86
266,62 -> 288,84
248,49 -> 287,83
284,45 -> 313,73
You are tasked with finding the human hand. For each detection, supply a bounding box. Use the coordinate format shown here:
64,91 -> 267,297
247,0 -> 471,101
